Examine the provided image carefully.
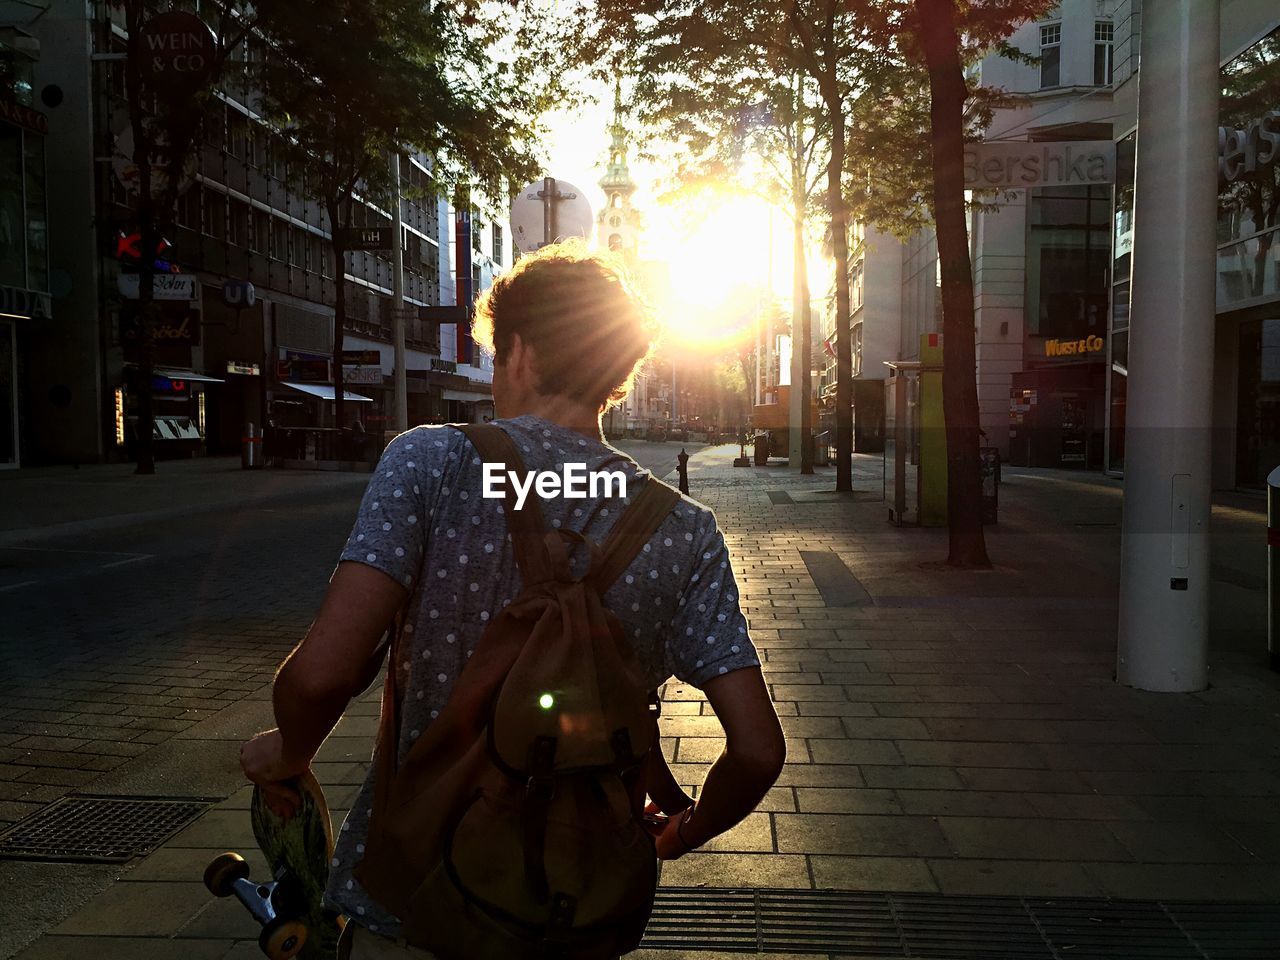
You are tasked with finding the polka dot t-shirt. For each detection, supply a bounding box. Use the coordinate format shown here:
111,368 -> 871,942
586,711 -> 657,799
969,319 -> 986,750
323,415 -> 759,937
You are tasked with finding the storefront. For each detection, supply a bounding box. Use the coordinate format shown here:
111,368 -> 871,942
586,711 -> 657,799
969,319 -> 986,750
1107,23 -> 1280,488
1010,182 -> 1111,468
1,70 -> 49,468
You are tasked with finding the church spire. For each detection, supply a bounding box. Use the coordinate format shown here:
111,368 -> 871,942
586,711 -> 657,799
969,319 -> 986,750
597,76 -> 643,256
599,78 -> 636,197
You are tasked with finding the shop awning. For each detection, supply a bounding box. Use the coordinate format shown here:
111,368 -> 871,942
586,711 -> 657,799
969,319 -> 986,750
153,368 -> 225,383
443,387 -> 494,402
281,381 -> 375,402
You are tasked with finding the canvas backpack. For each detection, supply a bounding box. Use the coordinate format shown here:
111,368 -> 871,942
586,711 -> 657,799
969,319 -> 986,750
354,423 -> 688,960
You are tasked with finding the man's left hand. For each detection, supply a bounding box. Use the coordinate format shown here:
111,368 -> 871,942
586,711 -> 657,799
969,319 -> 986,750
240,729 -> 309,819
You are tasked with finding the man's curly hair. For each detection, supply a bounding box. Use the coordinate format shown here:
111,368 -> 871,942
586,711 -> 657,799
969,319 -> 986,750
471,240 -> 656,410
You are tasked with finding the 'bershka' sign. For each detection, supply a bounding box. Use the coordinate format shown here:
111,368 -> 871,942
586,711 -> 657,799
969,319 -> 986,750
964,141 -> 1115,189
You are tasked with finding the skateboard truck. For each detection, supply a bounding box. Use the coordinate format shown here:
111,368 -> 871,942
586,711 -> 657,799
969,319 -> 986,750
205,851 -> 310,959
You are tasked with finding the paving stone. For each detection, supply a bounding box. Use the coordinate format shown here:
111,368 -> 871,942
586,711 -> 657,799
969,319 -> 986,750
695,812 -> 774,853
660,852 -> 811,888
895,789 -> 1037,818
51,882 -> 214,937
1104,820 -> 1252,863
897,740 -> 1047,769
927,859 -> 1105,897
794,787 -> 902,815
937,817 -> 1132,861
16,937 -> 231,960
807,739 -> 903,765
809,855 -> 938,892
775,813 -> 951,857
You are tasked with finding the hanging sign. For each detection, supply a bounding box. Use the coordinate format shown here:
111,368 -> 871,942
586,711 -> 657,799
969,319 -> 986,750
117,273 -> 196,300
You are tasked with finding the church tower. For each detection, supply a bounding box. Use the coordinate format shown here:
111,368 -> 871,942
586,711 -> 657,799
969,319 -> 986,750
597,80 -> 643,258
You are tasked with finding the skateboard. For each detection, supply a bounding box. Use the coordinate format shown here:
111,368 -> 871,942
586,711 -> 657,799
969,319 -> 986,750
203,771 -> 345,959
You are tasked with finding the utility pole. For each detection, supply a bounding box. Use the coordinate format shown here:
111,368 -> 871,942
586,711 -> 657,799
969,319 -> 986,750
390,151 -> 408,433
1116,0 -> 1219,692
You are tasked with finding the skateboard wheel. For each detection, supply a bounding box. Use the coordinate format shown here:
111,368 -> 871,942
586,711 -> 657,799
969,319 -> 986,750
260,917 -> 307,960
204,852 -> 251,898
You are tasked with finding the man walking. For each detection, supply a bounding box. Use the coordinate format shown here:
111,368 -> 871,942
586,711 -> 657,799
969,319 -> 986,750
240,242 -> 785,958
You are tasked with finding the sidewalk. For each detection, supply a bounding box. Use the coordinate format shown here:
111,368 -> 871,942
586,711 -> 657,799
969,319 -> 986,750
9,444 -> 1280,959
0,457 -> 370,546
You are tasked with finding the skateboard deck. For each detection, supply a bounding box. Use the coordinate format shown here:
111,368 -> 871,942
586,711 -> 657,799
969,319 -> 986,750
204,771 -> 345,959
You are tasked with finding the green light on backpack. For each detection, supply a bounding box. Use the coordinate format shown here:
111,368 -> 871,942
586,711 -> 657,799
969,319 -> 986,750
538,693 -> 555,711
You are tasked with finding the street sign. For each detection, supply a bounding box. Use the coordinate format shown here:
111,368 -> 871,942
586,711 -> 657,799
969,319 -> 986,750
338,227 -> 393,251
223,279 -> 255,308
139,11 -> 216,100
418,305 -> 468,324
510,177 -> 593,253
117,273 -> 196,301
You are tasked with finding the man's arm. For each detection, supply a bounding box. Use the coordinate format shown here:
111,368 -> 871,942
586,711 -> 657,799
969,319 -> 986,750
654,666 -> 785,859
240,561 -> 406,813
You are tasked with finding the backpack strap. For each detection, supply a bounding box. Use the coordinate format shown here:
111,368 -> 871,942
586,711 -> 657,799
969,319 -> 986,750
591,474 -> 682,592
457,423 -> 550,584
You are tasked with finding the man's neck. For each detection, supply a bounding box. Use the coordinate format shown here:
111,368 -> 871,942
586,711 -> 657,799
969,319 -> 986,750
505,396 -> 603,443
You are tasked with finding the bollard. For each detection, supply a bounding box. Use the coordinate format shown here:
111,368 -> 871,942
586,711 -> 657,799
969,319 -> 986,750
677,448 -> 690,495
241,422 -> 262,469
1269,466 -> 1280,671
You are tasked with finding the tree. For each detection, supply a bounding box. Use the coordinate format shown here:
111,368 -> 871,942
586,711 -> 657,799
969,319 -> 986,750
256,0 -> 562,443
577,0 -> 889,492
902,0 -> 1053,567
116,0 -> 254,474
652,74 -> 829,474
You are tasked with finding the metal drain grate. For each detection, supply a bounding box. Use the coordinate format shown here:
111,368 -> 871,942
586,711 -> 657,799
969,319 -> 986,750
0,795 -> 210,863
643,888 -> 1280,957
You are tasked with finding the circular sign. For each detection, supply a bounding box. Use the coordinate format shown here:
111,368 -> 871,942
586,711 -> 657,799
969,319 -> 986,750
139,11 -> 216,99
510,178 -> 593,253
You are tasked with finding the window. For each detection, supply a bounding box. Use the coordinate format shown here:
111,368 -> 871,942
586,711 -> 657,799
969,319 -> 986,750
203,188 -> 226,240
252,208 -> 268,254
1040,22 -> 1061,88
472,219 -> 483,255
228,199 -> 250,247
492,224 -> 504,266
268,216 -> 284,260
227,108 -> 248,158
1094,21 -> 1114,86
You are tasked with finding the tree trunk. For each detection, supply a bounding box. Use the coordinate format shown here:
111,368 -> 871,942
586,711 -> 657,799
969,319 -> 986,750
826,104 -> 853,492
915,0 -> 991,568
791,189 -> 814,475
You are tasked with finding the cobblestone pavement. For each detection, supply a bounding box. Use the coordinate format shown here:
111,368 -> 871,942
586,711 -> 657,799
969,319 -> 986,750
5,445 -> 1280,958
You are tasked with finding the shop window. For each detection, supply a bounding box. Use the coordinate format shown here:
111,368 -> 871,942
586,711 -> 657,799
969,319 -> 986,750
23,132 -> 47,293
1237,319 -> 1280,489
1094,22 -> 1114,86
1039,22 -> 1061,88
1027,185 -> 1110,340
0,124 -> 23,287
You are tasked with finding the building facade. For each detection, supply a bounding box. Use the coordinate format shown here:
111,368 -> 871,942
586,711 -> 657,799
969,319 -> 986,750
1107,1 -> 1280,490
1,0 -> 505,466
0,23 -> 49,469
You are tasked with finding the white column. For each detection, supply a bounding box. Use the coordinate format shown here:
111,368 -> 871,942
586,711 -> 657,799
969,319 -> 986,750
1116,0 -> 1220,692
390,151 -> 408,433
